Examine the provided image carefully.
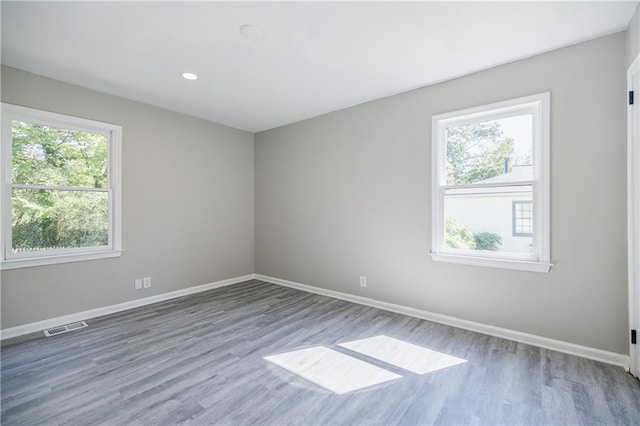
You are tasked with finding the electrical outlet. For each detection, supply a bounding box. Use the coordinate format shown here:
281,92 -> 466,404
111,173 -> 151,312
134,278 -> 142,290
360,276 -> 367,288
143,277 -> 151,288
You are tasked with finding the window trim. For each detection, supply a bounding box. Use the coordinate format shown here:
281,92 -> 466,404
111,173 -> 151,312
0,103 -> 122,269
430,93 -> 551,273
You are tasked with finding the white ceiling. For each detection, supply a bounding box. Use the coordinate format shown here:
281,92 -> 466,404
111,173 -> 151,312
1,1 -> 637,133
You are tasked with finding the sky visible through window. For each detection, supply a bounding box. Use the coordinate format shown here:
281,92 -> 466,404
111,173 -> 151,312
497,114 -> 532,166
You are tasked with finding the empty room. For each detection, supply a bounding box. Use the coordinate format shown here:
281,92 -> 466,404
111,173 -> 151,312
2,1 -> 640,425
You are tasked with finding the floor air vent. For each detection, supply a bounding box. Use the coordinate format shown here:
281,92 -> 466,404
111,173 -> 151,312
43,321 -> 88,337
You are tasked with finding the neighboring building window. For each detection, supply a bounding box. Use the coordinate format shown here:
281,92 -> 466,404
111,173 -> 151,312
513,201 -> 533,237
1,103 -> 122,269
431,93 -> 551,272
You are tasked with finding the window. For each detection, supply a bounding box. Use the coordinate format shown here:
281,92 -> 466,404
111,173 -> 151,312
513,201 -> 533,237
1,104 -> 122,269
431,93 -> 551,272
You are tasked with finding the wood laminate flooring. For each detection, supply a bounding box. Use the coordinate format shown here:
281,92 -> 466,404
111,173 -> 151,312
2,279 -> 640,425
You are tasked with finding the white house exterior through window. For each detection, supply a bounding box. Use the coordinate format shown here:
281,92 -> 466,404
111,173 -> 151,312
430,93 -> 551,272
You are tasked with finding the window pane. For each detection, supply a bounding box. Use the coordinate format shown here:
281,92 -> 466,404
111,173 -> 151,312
12,120 -> 108,188
513,200 -> 534,236
445,114 -> 533,186
444,186 -> 533,254
11,189 -> 108,253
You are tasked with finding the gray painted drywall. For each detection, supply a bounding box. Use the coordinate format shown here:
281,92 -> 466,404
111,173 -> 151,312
628,4 -> 640,67
255,33 -> 628,354
1,66 -> 255,329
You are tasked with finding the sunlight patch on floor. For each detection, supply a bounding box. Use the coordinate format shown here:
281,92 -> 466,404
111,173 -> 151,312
339,335 -> 467,374
264,346 -> 402,394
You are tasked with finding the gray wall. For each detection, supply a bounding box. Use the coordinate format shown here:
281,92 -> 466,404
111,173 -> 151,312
1,66 -> 255,329
255,33 -> 628,354
628,4 -> 640,67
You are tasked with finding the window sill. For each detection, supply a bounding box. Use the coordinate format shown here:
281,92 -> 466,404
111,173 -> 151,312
430,252 -> 552,273
1,249 -> 123,270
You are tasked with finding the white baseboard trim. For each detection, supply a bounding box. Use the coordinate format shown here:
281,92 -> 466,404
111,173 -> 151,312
255,274 -> 630,370
0,274 -> 257,340
4,272 -> 630,370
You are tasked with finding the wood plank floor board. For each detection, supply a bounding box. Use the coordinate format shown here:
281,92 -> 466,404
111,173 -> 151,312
2,279 -> 639,425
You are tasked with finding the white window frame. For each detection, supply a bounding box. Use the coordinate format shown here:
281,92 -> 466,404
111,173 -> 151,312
430,93 -> 551,273
1,103 -> 122,269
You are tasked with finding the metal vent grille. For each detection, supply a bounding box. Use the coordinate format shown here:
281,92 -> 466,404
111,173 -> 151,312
43,321 -> 88,337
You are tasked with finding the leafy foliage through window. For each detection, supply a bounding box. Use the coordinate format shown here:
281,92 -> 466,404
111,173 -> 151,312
11,122 -> 109,251
1,104 -> 122,268
446,121 -> 515,185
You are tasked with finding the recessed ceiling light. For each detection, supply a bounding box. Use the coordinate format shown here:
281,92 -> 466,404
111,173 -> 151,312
239,24 -> 263,41
182,72 -> 198,81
